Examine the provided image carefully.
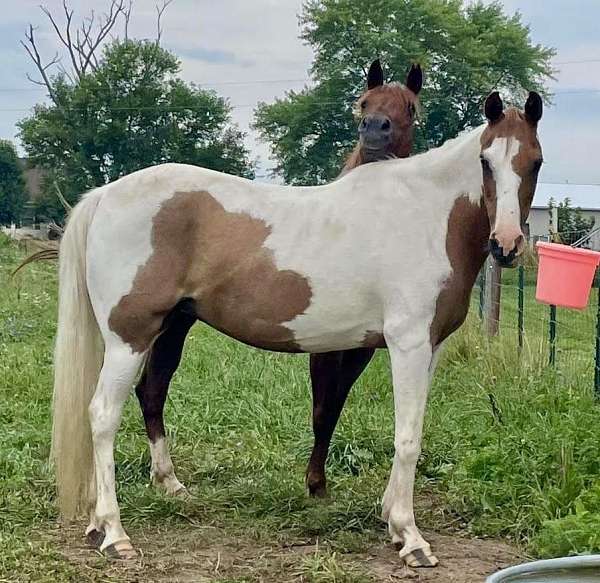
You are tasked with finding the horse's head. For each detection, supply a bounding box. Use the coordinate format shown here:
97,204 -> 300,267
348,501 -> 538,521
480,91 -> 543,267
355,60 -> 422,161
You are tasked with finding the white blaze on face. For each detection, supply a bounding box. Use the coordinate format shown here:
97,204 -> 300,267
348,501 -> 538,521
482,136 -> 525,255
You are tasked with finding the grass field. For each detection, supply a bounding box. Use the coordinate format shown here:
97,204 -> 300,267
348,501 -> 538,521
1,233 -> 600,582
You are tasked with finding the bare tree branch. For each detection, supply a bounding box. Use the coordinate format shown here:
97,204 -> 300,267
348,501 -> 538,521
155,0 -> 173,45
20,25 -> 58,103
79,0 -> 125,73
40,1 -> 82,78
22,0 -> 170,96
123,0 -> 133,41
54,181 -> 73,213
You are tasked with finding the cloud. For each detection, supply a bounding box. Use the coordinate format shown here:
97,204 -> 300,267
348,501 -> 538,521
177,46 -> 252,66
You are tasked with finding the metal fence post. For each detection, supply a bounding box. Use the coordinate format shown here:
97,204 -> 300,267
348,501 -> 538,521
549,304 -> 557,367
518,265 -> 524,352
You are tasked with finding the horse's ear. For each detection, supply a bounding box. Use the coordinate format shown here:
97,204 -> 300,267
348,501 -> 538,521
524,91 -> 543,124
406,63 -> 422,95
484,91 -> 504,124
367,59 -> 384,89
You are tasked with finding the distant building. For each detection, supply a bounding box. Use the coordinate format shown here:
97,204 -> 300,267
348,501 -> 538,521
527,183 -> 600,250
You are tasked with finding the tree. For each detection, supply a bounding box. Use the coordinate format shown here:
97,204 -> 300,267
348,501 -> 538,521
548,197 -> 596,246
254,0 -> 555,185
18,2 -> 253,220
0,141 -> 27,225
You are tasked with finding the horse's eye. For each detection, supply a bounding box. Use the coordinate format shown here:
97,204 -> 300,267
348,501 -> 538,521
533,159 -> 543,172
361,100 -> 368,109
480,156 -> 490,171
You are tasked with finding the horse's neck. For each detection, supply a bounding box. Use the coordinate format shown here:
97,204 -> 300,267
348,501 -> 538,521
411,125 -> 485,202
340,131 -> 413,176
341,145 -> 365,175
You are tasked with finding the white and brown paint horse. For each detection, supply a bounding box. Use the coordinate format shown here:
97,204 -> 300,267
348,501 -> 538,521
52,90 -> 543,566
134,59 -> 423,499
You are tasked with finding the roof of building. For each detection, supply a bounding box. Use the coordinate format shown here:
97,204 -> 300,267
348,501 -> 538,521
532,183 -> 600,211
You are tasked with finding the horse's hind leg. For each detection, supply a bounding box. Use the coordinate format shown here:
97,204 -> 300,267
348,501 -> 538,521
135,308 -> 195,495
87,340 -> 146,559
306,347 -> 375,497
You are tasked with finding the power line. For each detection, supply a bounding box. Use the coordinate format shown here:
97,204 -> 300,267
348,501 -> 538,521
553,58 -> 600,65
0,78 -> 311,92
0,55 -> 599,93
538,181 -> 600,187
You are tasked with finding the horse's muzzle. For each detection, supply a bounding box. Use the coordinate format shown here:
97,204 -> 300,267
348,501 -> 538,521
359,114 -> 392,155
489,238 -> 518,268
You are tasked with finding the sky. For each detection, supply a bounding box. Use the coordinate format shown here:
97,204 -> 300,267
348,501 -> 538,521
1,0 -> 599,186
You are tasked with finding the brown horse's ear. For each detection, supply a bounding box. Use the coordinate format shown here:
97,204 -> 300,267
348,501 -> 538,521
367,59 -> 384,89
406,63 -> 422,95
484,91 -> 504,124
524,91 -> 543,124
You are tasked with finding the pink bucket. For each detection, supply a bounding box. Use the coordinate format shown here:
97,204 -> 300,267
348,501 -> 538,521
535,242 -> 600,309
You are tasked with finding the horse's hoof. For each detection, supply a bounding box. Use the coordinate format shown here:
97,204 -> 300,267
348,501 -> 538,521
306,476 -> 327,498
309,484 -> 328,498
400,547 -> 439,568
103,541 -> 138,560
172,485 -> 190,498
86,529 -> 105,549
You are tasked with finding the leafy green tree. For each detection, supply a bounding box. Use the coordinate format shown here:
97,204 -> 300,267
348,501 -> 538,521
0,141 -> 27,225
548,197 -> 596,246
19,40 -> 254,220
254,0 -> 554,185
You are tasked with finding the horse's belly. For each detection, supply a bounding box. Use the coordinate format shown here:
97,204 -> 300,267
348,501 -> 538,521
193,279 -> 382,354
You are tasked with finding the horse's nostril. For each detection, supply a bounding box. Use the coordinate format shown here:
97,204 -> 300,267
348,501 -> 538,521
381,119 -> 391,131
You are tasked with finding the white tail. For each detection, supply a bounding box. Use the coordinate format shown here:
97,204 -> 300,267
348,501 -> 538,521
51,190 -> 104,519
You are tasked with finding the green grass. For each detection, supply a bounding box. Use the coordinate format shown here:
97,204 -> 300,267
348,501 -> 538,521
1,233 -> 600,581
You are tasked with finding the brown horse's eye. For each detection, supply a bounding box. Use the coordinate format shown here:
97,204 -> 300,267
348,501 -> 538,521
533,159 -> 543,173
408,103 -> 415,116
361,100 -> 368,109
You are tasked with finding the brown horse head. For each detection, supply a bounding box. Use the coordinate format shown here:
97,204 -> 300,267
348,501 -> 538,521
345,60 -> 422,170
480,91 -> 544,267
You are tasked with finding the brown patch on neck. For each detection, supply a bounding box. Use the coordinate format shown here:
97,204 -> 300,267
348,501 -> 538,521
109,191 -> 312,353
430,196 -> 490,347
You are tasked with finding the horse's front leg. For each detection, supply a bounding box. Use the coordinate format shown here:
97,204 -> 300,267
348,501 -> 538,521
382,325 -> 438,568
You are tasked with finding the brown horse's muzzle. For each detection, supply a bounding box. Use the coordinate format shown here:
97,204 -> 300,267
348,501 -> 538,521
359,114 -> 392,156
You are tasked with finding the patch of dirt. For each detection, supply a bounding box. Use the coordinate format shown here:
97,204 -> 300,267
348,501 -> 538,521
50,520 -> 523,583
367,530 -> 522,582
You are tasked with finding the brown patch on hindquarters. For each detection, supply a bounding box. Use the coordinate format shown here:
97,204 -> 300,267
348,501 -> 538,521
109,191 -> 312,353
430,196 -> 489,347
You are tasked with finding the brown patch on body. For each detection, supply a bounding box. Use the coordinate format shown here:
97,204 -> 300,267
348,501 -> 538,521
430,197 -> 490,347
109,191 -> 312,353
361,330 -> 386,348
